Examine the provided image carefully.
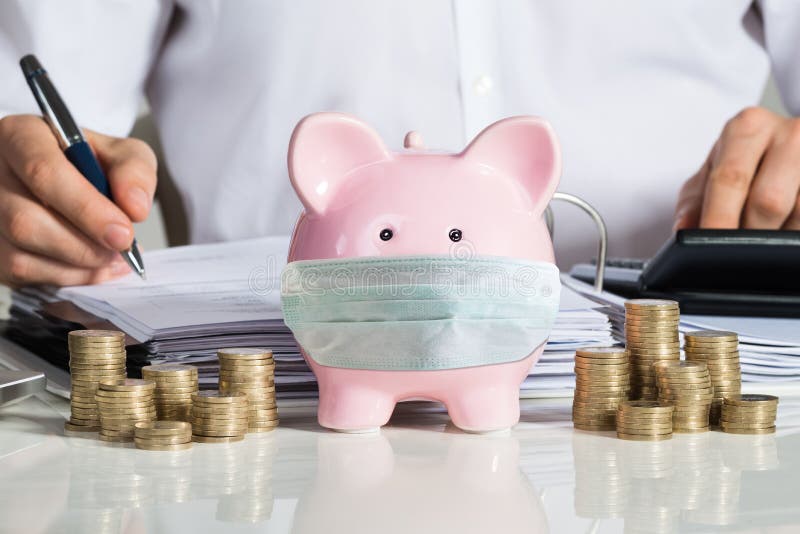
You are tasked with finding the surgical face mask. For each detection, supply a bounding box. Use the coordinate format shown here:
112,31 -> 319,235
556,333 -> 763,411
281,255 -> 560,371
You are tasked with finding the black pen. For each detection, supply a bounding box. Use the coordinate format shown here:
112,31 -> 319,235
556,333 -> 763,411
18,54 -> 146,280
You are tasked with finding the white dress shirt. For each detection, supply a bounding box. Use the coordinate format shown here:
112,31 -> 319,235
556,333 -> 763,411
1,0 -> 799,267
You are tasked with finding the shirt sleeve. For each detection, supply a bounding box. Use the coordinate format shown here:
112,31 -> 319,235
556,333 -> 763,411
759,0 -> 800,116
0,0 -> 173,136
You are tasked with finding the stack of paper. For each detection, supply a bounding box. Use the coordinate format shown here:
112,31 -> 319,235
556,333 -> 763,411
11,237 -> 614,400
562,276 -> 800,385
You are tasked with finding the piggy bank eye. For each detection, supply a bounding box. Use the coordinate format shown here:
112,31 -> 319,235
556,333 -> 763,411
449,229 -> 462,242
379,228 -> 394,241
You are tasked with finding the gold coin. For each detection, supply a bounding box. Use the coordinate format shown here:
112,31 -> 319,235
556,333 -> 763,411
624,321 -> 679,330
69,381 -> 104,389
721,409 -> 778,418
684,336 -> 739,344
625,298 -> 679,309
616,412 -> 672,421
574,367 -> 631,376
626,329 -> 679,338
684,330 -> 737,340
218,347 -> 273,357
98,433 -> 133,443
572,398 -> 624,407
573,423 -> 615,431
719,419 -> 776,428
68,345 -> 125,353
142,363 -> 197,374
95,396 -> 154,405
191,419 -> 249,427
147,385 -> 199,394
575,347 -> 629,357
95,394 -> 154,403
573,407 -> 616,416
100,416 -> 157,425
217,371 -> 275,379
192,390 -> 247,402
574,362 -> 630,371
69,329 -> 125,339
618,400 -> 674,412
191,414 -> 249,423
64,421 -> 99,432
192,429 -> 248,438
218,359 -> 275,367
617,426 -> 674,435
191,404 -> 249,413
97,378 -> 155,392
192,434 -> 245,443
69,359 -> 126,367
617,432 -> 672,441
723,394 -> 779,406
720,418 -> 776,427
654,360 -> 707,371
69,409 -> 98,417
135,441 -> 193,451
133,420 -> 191,433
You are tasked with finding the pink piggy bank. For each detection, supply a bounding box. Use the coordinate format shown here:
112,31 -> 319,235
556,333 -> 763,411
282,113 -> 561,433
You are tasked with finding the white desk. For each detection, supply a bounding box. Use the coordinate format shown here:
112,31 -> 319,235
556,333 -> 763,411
2,386 -> 800,534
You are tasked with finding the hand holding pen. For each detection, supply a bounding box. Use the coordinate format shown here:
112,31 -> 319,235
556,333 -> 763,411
0,54 -> 152,286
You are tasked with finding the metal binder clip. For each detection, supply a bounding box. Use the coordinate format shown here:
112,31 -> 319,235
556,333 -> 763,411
545,192 -> 608,293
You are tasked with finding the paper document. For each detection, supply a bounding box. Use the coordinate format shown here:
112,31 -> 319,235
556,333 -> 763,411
562,275 -> 800,384
13,238 -> 615,400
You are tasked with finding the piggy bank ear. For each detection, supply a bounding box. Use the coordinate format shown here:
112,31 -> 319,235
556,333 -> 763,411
461,116 -> 561,215
288,113 -> 391,214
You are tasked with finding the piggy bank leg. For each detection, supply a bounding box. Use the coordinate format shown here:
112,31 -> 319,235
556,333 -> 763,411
445,386 -> 520,434
317,376 -> 397,433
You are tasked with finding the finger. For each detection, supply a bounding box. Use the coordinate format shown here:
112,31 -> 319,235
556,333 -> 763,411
781,196 -> 800,230
0,115 -> 134,251
0,234 -> 129,288
85,130 -> 157,223
674,144 -> 714,230
0,160 -> 118,268
700,108 -> 780,228
742,124 -> 800,228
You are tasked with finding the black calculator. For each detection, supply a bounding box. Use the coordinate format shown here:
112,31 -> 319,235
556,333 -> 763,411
570,229 -> 800,317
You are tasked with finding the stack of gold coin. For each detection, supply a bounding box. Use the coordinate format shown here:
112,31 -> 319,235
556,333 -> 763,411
218,348 -> 278,433
572,347 -> 631,431
684,330 -> 742,425
720,394 -> 778,434
134,421 -> 193,451
141,364 -> 198,421
95,379 -> 156,442
654,360 -> 712,433
624,299 -> 680,400
66,330 -> 127,433
191,390 -> 249,443
616,400 -> 674,441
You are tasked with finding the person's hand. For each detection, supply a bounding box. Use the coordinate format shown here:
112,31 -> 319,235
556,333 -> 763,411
675,107 -> 800,231
0,114 -> 157,287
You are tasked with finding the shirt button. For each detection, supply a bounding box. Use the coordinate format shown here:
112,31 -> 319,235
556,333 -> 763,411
472,74 -> 493,96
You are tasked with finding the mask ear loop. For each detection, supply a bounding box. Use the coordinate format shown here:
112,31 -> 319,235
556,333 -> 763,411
544,192 -> 607,293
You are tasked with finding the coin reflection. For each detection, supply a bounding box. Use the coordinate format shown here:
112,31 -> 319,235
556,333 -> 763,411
572,431 -> 779,532
292,430 -> 548,534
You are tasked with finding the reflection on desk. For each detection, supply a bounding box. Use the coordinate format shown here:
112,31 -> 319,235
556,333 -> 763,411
0,395 -> 799,533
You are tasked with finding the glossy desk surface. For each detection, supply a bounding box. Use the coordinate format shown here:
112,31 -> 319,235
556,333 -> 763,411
2,391 -> 800,534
